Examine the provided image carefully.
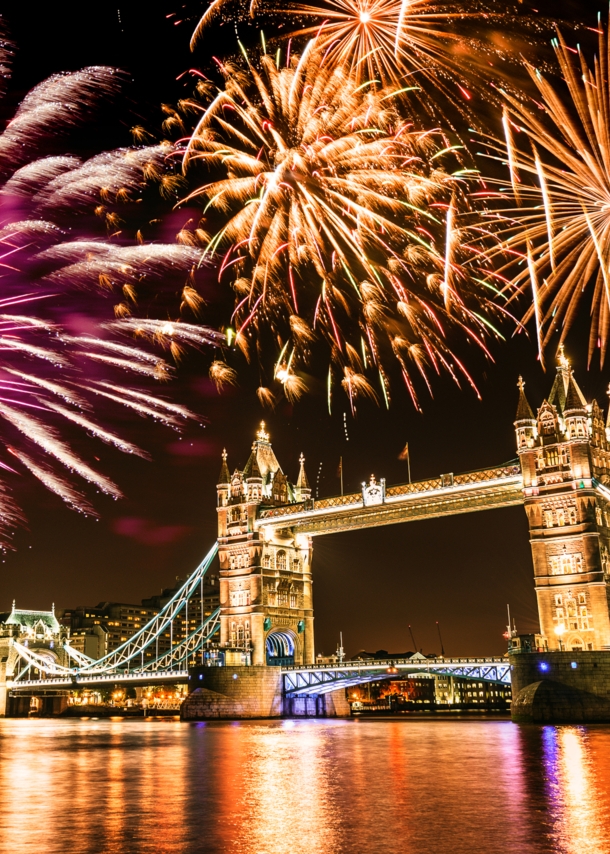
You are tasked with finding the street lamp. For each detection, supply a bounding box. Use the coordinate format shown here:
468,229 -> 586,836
554,624 -> 566,651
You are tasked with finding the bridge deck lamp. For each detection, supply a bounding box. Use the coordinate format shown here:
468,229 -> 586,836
554,624 -> 566,651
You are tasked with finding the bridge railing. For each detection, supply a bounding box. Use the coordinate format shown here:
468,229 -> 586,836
283,656 -> 509,671
259,462 -> 521,520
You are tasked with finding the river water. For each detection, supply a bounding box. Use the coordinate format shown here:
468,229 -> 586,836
1,718 -> 610,854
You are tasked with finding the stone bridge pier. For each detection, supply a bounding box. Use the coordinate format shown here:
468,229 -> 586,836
180,666 -> 349,720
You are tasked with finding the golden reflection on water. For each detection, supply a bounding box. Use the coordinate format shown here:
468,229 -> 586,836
542,726 -> 610,854
1,718 -> 610,853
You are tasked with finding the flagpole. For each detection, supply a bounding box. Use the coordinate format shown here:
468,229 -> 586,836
340,456 -> 344,495
407,446 -> 411,484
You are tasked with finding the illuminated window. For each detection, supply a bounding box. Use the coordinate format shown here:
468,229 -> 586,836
544,510 -> 554,528
568,506 -> 578,525
262,554 -> 271,569
277,551 -> 287,572
545,448 -> 559,467
556,508 -> 565,527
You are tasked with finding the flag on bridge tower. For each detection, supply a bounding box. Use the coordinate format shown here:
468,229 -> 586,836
398,442 -> 411,483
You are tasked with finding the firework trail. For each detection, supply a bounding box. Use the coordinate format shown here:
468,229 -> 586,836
0,43 -> 224,547
179,46 -> 504,410
477,17 -> 610,365
188,0 -> 542,119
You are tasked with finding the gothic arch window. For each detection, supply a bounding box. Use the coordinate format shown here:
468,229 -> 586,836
277,551 -> 287,572
540,411 -> 556,436
262,554 -> 271,570
568,506 -> 577,525
292,558 -> 301,573
556,508 -> 566,527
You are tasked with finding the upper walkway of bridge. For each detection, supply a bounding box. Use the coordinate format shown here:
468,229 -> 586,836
257,462 -> 524,535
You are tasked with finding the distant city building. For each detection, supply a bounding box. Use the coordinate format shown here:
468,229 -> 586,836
350,674 -> 511,711
59,573 -> 220,662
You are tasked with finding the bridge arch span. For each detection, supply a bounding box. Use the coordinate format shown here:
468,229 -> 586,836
266,630 -> 296,666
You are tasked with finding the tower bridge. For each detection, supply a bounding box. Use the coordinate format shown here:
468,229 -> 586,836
4,351 -> 610,718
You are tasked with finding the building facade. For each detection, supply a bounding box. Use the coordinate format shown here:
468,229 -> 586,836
0,605 -> 69,715
516,350 -> 610,651
216,423 -> 314,666
61,573 -> 220,661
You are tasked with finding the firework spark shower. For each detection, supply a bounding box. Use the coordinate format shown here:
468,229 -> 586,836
0,38 -> 224,546
476,17 -> 610,368
177,44 -> 509,411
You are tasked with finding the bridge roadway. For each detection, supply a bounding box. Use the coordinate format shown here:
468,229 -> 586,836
282,657 -> 511,696
11,656 -> 511,696
257,463 -> 524,536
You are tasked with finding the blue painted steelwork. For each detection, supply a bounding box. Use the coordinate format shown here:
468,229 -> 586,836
282,657 -> 511,697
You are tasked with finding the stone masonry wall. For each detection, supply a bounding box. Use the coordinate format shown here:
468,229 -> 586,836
510,651 -> 610,722
182,666 -> 284,719
181,666 -> 351,720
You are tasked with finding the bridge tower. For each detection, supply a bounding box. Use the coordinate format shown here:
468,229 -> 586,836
516,350 -> 610,651
216,423 -> 314,667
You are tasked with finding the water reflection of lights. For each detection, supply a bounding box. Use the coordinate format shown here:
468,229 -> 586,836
2,719 -> 610,853
542,725 -> 610,853
238,721 -> 347,854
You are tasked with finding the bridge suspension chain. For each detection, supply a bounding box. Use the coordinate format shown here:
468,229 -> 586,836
10,543 -> 220,685
77,542 -> 219,674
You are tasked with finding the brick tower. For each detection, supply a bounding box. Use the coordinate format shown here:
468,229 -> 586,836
515,349 -> 610,651
216,423 -> 314,666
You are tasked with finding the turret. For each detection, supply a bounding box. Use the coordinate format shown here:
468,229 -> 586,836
217,449 -> 230,507
564,374 -> 589,440
514,376 -> 536,450
295,453 -> 311,503
244,443 -> 263,503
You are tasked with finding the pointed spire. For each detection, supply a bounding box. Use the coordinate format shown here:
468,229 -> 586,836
297,453 -> 310,489
217,449 -> 230,485
548,346 -> 587,414
244,443 -> 262,479
515,376 -> 535,421
564,373 -> 587,413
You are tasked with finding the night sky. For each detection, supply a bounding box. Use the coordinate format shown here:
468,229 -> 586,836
0,0 -> 601,657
